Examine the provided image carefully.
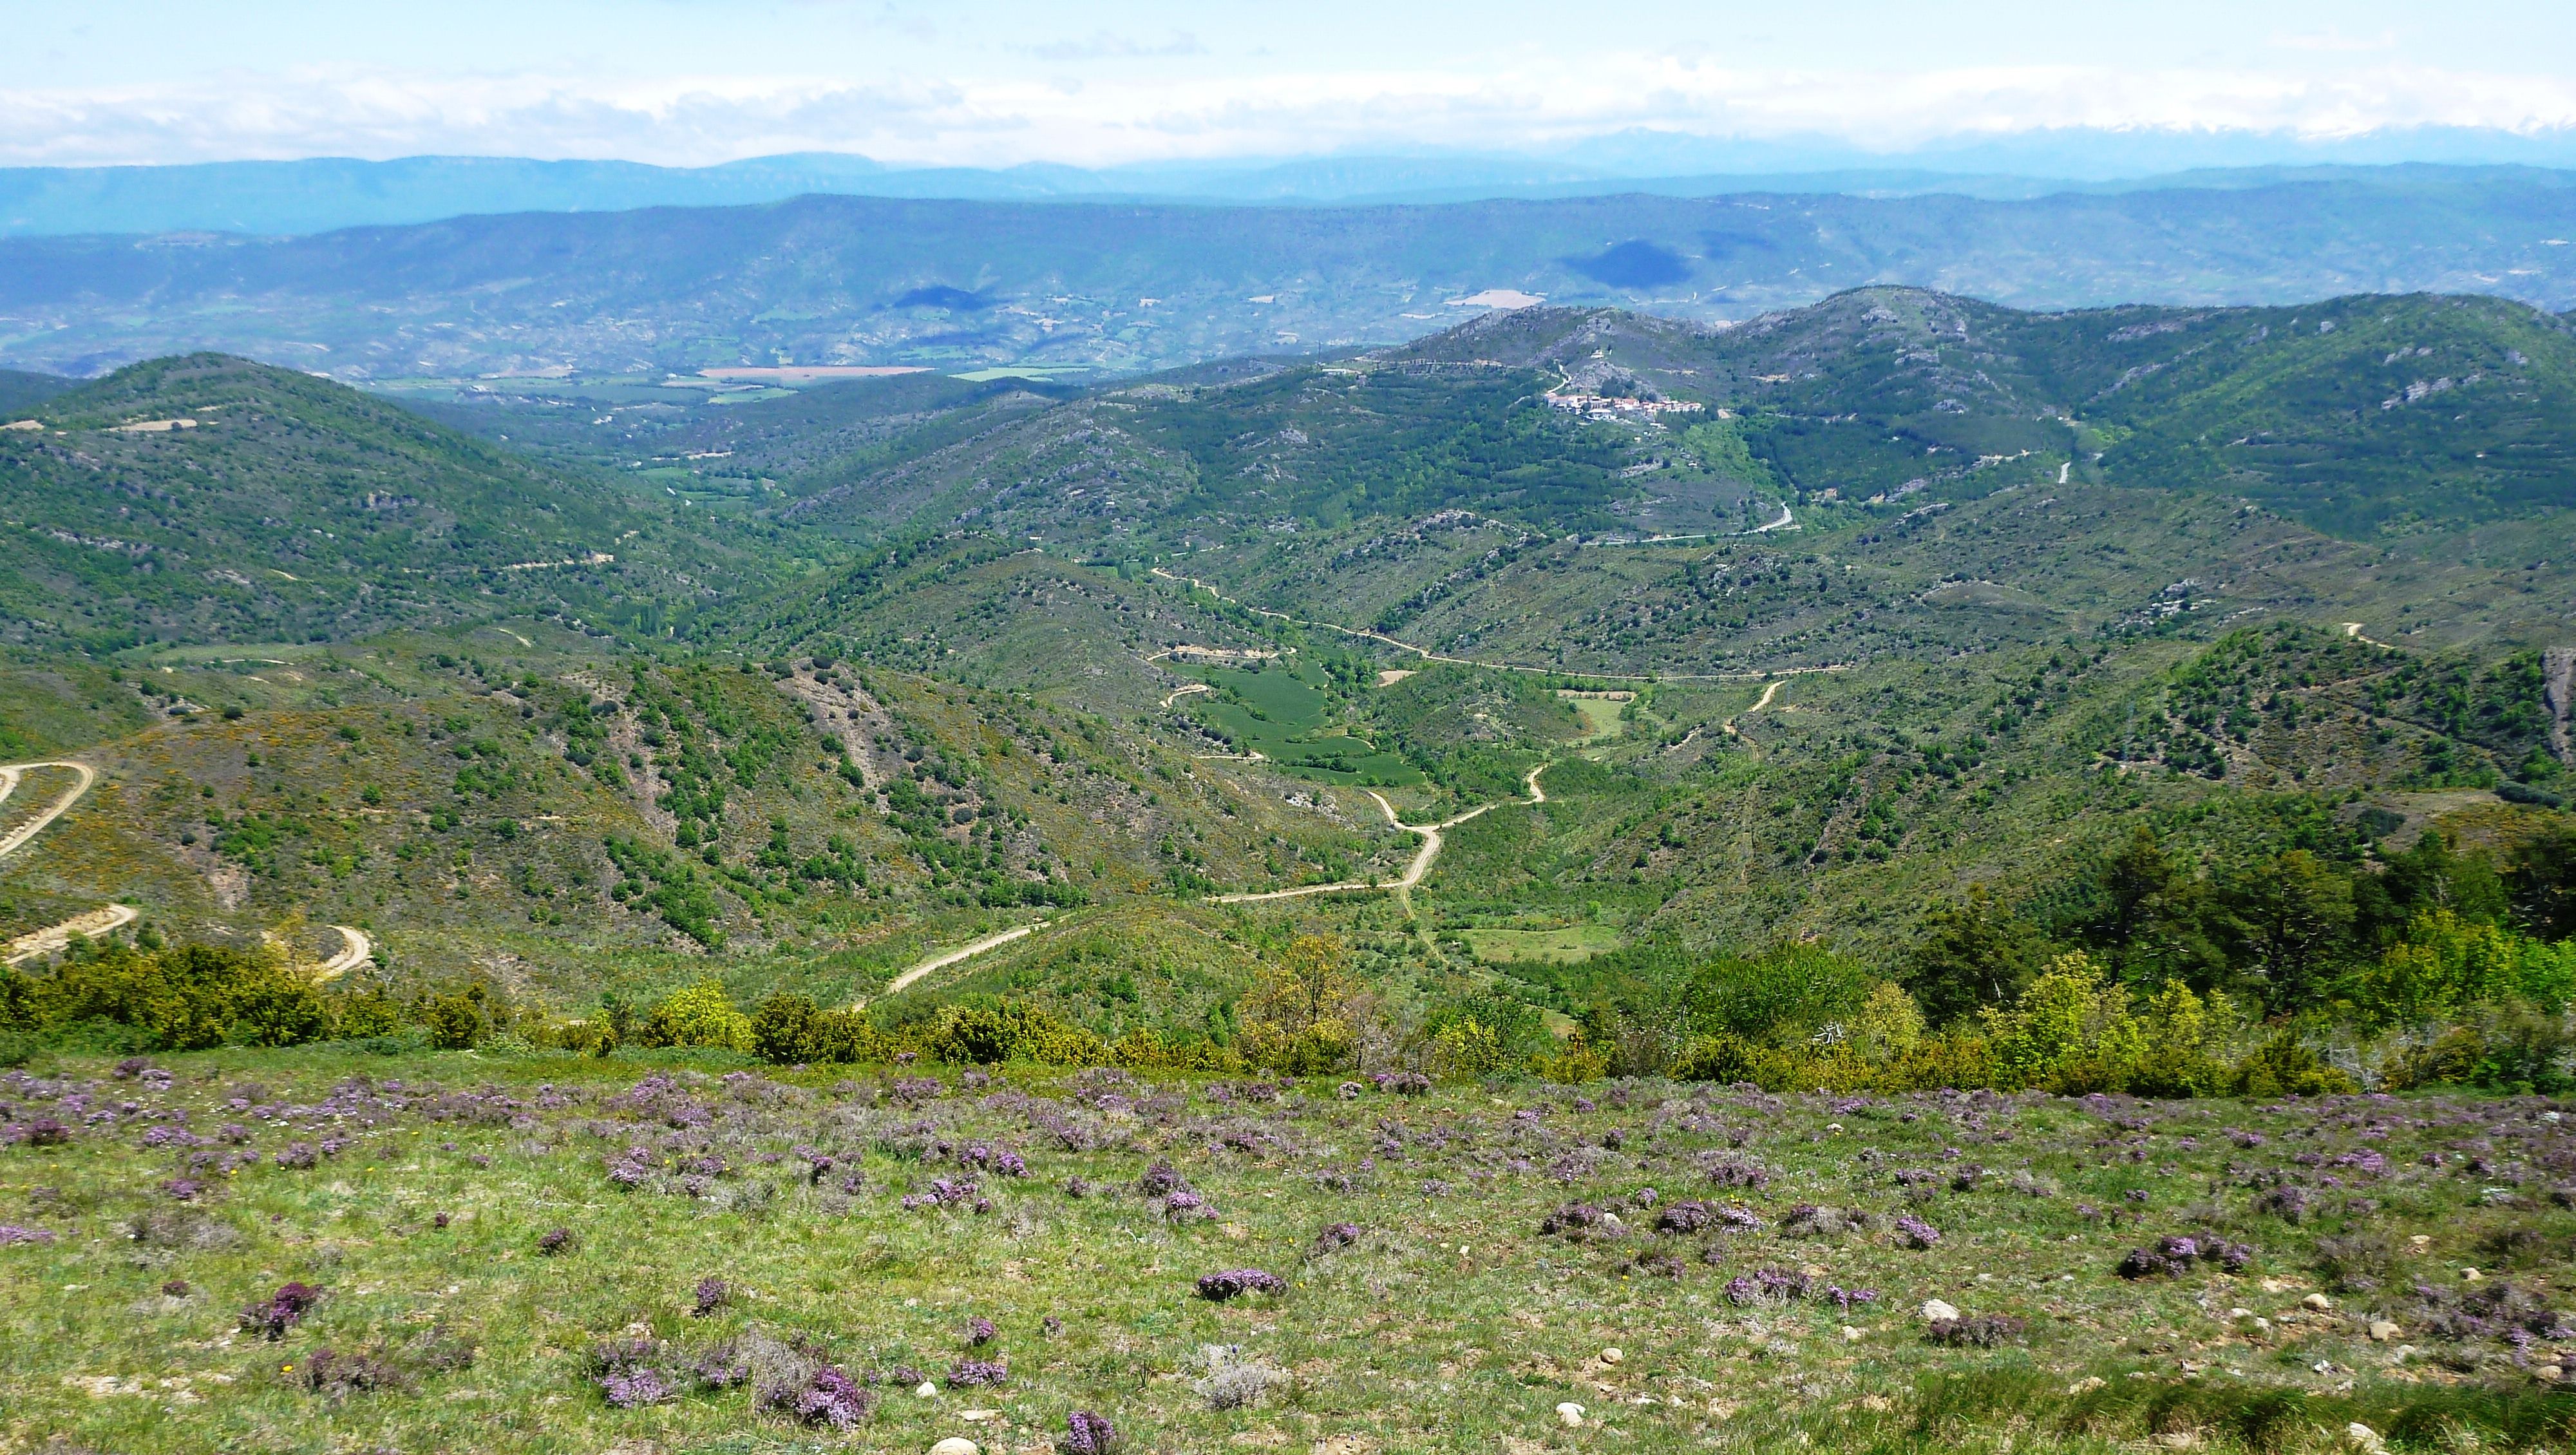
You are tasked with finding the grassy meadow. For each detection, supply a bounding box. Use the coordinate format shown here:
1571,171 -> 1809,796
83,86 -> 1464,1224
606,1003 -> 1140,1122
8,1050 -> 2576,1453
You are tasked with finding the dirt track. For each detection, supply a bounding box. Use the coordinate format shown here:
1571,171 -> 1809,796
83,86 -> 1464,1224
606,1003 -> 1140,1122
0,760 -> 135,965
862,920 -> 1050,1005
1208,765 -> 1551,905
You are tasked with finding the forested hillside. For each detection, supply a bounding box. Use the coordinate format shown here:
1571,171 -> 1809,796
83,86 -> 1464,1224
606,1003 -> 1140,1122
0,355 -> 782,651
0,290 -> 2566,1104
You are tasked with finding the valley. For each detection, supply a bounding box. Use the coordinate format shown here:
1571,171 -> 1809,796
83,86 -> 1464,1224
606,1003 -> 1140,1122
6,284 -> 2575,1011
1,279 -> 2574,1455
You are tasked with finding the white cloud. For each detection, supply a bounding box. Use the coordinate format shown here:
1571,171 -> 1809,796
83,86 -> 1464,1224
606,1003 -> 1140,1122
1021,31 -> 1208,62
5,56 -> 2576,168
2270,29 -> 2401,55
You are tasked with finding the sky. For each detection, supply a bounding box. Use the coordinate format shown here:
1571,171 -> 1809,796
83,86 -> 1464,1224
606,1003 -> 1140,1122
6,0 -> 2576,170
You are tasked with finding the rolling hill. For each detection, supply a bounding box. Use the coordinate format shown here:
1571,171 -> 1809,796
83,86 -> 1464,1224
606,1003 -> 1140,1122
1396,288 -> 2576,536
0,286 -> 2568,1052
0,354 -> 783,651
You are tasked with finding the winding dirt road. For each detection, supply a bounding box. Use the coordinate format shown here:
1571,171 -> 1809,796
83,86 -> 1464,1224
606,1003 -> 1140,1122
5,904 -> 138,967
1209,763 -> 1553,905
315,925 -> 372,980
0,761 -> 97,861
1148,568 -> 1779,685
860,920 -> 1051,1006
1721,678 -> 1786,738
0,760 -> 136,966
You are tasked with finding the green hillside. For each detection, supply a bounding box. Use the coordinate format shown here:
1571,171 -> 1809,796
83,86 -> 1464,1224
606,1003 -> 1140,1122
0,293 -> 2570,1061
0,365 -> 72,416
0,354 -> 778,651
1401,289 -> 2576,537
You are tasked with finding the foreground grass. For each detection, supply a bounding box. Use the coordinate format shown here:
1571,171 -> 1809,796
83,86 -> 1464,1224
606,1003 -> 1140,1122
5,1048 -> 2575,1453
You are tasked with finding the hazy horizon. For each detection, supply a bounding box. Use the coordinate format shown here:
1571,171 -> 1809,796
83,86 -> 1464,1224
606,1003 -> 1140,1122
10,1 -> 2576,174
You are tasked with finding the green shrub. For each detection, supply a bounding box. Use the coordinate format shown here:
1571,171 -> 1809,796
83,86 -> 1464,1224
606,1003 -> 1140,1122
327,986 -> 406,1040
420,990 -> 484,1050
2230,1031 -> 2359,1096
2342,910 -> 2576,1027
0,942 -> 330,1051
748,993 -> 884,1064
1684,944 -> 1875,1047
925,999 -> 1107,1067
639,978 -> 752,1052
2379,1005 -> 2576,1093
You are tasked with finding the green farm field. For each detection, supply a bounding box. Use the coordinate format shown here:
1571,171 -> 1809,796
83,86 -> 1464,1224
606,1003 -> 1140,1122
1182,664 -> 1423,787
1457,923 -> 1631,964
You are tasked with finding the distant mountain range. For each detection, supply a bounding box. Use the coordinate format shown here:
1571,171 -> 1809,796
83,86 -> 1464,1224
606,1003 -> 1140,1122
10,128 -> 2576,238
4,170 -> 2576,380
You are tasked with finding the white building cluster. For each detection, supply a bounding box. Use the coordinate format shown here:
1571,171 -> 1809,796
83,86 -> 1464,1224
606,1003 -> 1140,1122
1542,390 -> 1705,421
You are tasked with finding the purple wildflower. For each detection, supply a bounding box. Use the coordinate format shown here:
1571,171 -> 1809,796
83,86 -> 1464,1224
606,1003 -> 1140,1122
1824,1284 -> 1880,1313
242,1281 -> 321,1339
2117,1247 -> 2177,1280
791,1365 -> 873,1429
0,1224 -> 56,1246
692,1341 -> 751,1387
1927,1314 -> 2027,1347
963,1316 -> 997,1347
1725,1267 -> 1812,1306
902,1177 -> 980,1211
1893,1214 -> 1942,1249
2251,1184 -> 2312,1222
600,1364 -> 676,1409
1195,1269 -> 1287,1301
692,1277 -> 730,1317
1699,1154 -> 1772,1190
537,1228 -> 573,1256
1066,1409 -> 1119,1454
2117,1230 -> 2252,1279
1656,1201 -> 1712,1235
948,1358 -> 1009,1387
1312,1222 -> 1362,1253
